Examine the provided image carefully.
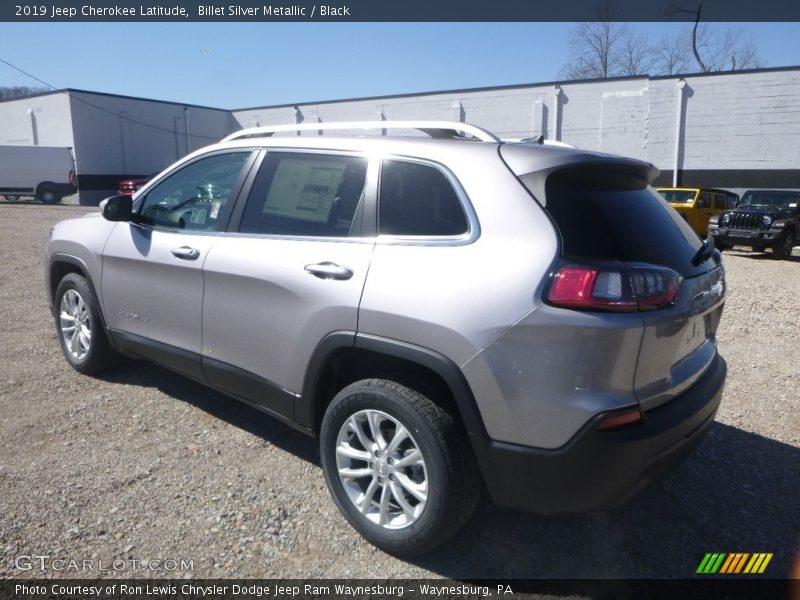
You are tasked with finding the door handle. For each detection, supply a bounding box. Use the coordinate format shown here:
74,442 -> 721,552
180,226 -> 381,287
304,262 -> 353,280
171,246 -> 200,261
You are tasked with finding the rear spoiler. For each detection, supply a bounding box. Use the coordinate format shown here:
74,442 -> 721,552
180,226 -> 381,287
499,144 -> 659,206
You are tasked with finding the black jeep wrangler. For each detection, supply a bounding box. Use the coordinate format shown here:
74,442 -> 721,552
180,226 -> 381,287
709,189 -> 799,260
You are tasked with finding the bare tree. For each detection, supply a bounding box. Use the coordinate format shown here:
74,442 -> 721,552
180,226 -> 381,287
654,31 -> 693,75
668,2 -> 763,72
617,29 -> 659,76
563,1 -> 765,80
0,86 -> 48,100
562,1 -> 661,79
562,20 -> 658,79
693,23 -> 762,71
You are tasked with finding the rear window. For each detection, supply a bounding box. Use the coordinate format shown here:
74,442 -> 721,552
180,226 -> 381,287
658,189 -> 696,203
540,165 -> 711,277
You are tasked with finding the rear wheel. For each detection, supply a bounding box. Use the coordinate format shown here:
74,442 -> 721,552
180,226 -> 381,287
320,379 -> 480,556
37,186 -> 60,204
772,231 -> 795,260
54,273 -> 118,374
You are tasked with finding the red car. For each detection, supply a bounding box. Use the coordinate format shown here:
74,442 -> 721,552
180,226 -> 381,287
117,175 -> 152,196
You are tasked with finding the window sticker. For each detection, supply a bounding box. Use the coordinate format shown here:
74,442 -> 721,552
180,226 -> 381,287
790,203 -> 797,208
210,201 -> 221,219
190,208 -> 208,224
262,158 -> 348,223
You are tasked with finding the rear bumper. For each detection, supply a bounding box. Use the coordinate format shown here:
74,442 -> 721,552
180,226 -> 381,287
59,183 -> 78,196
472,353 -> 726,514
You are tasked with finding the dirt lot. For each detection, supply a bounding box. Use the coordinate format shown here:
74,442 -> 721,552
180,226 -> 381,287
1,201 -> 798,580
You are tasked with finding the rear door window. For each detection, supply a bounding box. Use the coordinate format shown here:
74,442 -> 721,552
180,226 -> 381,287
379,160 -> 469,237
541,165 -> 713,277
239,152 -> 368,237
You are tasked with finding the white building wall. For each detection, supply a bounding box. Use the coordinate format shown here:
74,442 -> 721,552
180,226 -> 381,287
1,66 -> 798,203
68,91 -> 236,177
0,93 -> 74,147
679,70 -> 800,170
232,67 -> 800,186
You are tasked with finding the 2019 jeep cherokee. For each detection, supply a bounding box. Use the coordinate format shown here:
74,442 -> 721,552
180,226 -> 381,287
46,121 -> 727,556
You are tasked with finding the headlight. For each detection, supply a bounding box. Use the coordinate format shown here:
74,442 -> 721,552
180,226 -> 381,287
721,213 -> 731,225
762,215 -> 773,227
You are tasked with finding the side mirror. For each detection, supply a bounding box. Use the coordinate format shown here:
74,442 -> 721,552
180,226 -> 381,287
101,195 -> 133,222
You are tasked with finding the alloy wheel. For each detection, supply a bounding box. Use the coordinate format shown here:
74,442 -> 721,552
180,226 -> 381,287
59,289 -> 92,360
335,409 -> 428,529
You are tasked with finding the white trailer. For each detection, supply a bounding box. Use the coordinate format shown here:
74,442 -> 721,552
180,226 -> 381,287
0,145 -> 77,203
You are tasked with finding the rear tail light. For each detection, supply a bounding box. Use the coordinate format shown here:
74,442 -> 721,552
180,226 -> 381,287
69,169 -> 76,186
547,263 -> 681,312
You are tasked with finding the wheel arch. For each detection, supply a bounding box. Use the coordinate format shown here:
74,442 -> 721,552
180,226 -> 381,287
36,181 -> 56,193
298,332 -> 488,442
48,254 -> 109,332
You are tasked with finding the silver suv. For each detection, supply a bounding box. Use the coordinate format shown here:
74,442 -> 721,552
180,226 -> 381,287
46,121 -> 727,556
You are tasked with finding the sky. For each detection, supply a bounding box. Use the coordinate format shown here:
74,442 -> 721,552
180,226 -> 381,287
0,22 -> 799,109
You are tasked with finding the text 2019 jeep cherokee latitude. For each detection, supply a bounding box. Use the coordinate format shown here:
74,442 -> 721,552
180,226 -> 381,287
46,121 -> 727,556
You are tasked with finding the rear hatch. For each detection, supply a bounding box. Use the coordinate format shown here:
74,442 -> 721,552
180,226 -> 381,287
505,149 -> 725,410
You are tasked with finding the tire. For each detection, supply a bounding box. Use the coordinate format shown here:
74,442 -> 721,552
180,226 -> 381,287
320,379 -> 480,556
772,231 -> 795,260
37,186 -> 60,204
54,273 -> 118,374
714,239 -> 733,251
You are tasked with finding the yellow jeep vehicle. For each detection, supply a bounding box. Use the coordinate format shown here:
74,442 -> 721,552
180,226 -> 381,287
657,187 -> 739,237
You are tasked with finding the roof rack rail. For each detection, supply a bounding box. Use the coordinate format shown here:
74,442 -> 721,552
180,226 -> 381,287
220,120 -> 500,143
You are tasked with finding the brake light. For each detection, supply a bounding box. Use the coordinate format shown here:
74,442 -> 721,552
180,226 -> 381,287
547,264 -> 681,312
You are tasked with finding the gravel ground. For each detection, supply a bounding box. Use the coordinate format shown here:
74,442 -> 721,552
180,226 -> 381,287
0,201 -> 798,580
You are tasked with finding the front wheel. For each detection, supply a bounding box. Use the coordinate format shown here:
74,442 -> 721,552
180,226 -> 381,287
54,273 -> 118,374
320,379 -> 480,556
714,239 -> 733,251
772,231 -> 796,260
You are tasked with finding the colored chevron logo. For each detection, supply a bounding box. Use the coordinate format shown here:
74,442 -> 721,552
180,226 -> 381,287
696,552 -> 773,574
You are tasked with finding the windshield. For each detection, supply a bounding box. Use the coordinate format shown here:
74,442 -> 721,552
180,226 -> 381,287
658,190 -> 696,204
739,191 -> 800,208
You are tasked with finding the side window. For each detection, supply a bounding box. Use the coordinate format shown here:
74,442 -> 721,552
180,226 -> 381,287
239,152 -> 367,237
379,160 -> 468,236
697,192 -> 711,209
138,152 -> 251,231
713,193 -> 726,209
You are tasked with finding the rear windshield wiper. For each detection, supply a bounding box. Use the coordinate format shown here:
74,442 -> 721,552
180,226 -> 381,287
692,236 -> 716,266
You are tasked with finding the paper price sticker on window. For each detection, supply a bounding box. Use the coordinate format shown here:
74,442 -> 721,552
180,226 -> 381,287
190,208 -> 207,224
